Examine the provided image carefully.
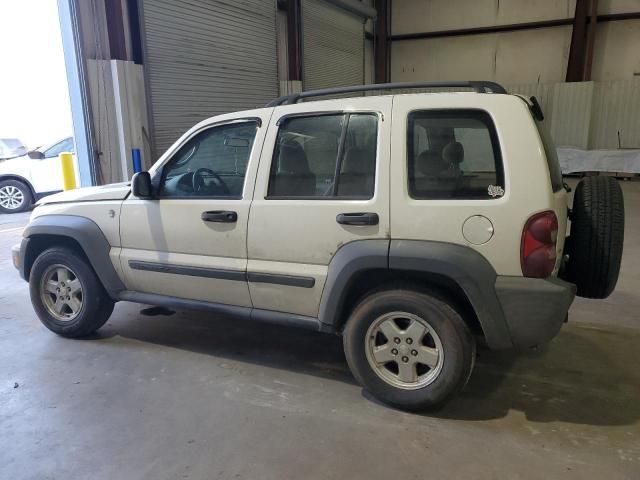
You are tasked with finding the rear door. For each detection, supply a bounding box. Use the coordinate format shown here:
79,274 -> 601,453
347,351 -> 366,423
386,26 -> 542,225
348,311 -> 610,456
247,97 -> 391,317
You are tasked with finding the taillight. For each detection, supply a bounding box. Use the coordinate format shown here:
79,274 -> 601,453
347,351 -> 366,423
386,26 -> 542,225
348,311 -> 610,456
521,211 -> 558,278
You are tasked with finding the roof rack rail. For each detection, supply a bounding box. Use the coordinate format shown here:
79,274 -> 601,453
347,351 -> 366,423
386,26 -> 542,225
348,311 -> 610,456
266,81 -> 507,107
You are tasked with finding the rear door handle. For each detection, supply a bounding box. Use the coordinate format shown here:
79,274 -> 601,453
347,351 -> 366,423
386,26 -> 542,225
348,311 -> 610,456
336,212 -> 379,226
201,210 -> 238,223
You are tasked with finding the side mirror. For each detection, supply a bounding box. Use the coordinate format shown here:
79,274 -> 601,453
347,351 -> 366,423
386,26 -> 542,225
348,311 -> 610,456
27,150 -> 45,160
131,171 -> 153,199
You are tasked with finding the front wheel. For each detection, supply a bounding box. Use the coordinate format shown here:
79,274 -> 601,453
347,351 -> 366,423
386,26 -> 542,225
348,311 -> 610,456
29,247 -> 114,338
343,289 -> 475,411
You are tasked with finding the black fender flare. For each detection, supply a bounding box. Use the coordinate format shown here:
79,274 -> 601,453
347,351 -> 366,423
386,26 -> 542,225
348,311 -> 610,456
318,239 -> 512,349
21,214 -> 126,297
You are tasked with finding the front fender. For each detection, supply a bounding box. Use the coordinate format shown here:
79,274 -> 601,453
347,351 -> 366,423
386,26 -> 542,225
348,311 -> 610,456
21,214 -> 125,297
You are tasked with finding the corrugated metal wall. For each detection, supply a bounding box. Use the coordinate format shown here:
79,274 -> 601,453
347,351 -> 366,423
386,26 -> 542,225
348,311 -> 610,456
591,79 -> 640,149
302,0 -> 364,91
507,79 -> 640,150
141,0 -> 278,156
549,82 -> 595,150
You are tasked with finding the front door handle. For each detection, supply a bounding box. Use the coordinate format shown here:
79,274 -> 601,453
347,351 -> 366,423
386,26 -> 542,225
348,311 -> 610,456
201,210 -> 237,223
336,212 -> 379,226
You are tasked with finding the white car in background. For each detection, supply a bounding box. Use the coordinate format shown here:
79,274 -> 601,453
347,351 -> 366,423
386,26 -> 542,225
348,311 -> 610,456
0,138 -> 28,160
0,137 -> 75,213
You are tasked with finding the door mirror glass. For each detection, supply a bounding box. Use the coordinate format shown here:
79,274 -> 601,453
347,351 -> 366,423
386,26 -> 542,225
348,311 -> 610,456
132,171 -> 153,198
27,150 -> 45,160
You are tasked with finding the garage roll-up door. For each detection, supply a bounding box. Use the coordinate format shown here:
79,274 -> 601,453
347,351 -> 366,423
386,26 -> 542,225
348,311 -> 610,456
302,0 -> 365,91
141,0 -> 278,156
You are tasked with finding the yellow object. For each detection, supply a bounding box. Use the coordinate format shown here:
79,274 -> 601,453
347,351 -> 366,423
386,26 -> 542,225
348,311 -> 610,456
59,152 -> 77,190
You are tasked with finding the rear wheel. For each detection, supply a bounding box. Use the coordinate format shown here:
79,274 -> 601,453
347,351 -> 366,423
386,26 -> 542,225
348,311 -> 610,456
565,176 -> 624,298
29,247 -> 114,337
343,288 -> 475,411
0,179 -> 32,213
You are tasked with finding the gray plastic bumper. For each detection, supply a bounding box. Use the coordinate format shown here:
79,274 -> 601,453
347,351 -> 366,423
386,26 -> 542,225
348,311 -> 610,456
495,276 -> 576,349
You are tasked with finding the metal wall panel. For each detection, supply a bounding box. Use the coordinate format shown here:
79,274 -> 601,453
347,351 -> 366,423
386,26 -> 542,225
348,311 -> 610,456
506,82 -> 555,126
141,0 -> 278,156
590,79 -> 640,149
549,81 -> 595,149
508,80 -> 640,150
302,0 -> 365,91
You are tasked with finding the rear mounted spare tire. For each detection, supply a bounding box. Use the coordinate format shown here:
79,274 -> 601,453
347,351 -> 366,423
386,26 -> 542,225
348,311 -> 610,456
565,176 -> 624,299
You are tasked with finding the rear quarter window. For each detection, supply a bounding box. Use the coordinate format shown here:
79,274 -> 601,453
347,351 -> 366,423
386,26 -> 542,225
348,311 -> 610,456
407,109 -> 504,200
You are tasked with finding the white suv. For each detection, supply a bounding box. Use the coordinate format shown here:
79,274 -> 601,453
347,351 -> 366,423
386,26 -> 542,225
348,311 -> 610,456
0,137 -> 75,213
12,82 -> 624,410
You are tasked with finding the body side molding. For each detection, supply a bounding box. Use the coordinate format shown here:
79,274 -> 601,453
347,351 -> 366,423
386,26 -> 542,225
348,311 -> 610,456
116,291 -> 322,331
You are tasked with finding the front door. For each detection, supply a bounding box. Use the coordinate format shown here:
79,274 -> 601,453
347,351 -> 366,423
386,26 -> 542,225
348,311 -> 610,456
247,97 -> 392,317
119,113 -> 270,306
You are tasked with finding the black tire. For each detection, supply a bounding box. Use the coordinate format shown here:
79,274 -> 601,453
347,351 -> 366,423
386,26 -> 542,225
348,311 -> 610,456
566,176 -> 624,299
29,247 -> 114,338
343,288 -> 475,411
0,179 -> 33,213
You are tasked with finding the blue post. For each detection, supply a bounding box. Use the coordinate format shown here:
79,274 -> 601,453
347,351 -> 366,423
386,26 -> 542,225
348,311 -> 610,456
132,148 -> 142,174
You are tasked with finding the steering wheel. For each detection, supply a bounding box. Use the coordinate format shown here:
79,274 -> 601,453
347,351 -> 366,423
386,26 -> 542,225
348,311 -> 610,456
191,168 -> 230,195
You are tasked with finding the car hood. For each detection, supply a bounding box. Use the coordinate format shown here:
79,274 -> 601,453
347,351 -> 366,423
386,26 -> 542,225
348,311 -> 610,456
37,182 -> 131,204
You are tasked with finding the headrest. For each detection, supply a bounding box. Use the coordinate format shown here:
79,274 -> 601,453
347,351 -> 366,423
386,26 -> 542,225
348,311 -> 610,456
341,146 -> 375,174
416,150 -> 448,176
278,141 -> 310,174
442,141 -> 464,165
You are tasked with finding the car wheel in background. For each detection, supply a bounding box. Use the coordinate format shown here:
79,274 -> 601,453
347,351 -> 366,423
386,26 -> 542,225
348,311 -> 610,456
0,179 -> 33,213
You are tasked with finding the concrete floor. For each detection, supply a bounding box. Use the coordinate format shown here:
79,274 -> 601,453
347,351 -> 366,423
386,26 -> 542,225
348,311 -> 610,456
1,182 -> 639,479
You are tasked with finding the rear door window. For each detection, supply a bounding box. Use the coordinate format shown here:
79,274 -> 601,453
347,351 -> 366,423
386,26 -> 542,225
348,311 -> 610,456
407,110 -> 504,200
267,113 -> 378,199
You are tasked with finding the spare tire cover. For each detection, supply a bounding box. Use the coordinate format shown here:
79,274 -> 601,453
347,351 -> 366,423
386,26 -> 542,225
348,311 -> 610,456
566,176 -> 624,299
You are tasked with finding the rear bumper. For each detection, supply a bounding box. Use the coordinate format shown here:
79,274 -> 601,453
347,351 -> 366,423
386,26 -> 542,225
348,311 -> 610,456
495,276 -> 576,349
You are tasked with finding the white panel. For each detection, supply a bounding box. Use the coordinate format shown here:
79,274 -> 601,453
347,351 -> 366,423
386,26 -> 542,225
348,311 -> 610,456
391,26 -> 571,85
506,82 -> 555,126
391,35 -> 497,83
590,79 -> 640,149
86,59 -> 122,184
598,0 -> 640,14
550,81 -> 595,149
591,20 -> 640,81
141,0 -> 278,156
302,0 -> 364,90
392,0 -> 575,35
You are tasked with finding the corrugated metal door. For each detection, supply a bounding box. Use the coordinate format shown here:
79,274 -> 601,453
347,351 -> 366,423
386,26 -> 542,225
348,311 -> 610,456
141,0 -> 278,156
302,0 -> 364,91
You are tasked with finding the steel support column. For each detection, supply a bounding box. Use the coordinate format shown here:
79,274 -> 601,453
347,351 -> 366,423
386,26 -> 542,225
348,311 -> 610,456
287,0 -> 302,82
566,0 -> 590,82
374,0 -> 389,84
584,0 -> 599,81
